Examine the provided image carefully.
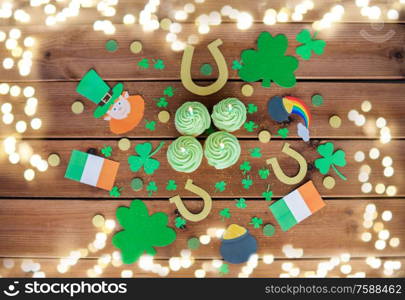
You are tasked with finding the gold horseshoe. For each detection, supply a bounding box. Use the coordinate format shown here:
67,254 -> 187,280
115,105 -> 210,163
266,143 -> 308,185
169,179 -> 212,222
180,39 -> 229,96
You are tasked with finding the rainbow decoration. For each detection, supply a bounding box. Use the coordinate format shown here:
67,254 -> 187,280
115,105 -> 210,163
267,95 -> 312,128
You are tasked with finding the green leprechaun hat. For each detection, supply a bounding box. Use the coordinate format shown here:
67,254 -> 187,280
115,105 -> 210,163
76,69 -> 124,118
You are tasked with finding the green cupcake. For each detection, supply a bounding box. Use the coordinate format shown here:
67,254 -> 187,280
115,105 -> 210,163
204,131 -> 241,170
167,136 -> 203,173
175,102 -> 211,136
211,97 -> 247,132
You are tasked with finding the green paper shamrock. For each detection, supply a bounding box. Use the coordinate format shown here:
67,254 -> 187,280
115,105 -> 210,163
244,121 -> 258,132
249,217 -> 263,229
232,59 -> 243,70
128,142 -> 164,175
166,180 -> 177,191
146,181 -> 158,196
145,120 -> 156,131
163,86 -> 175,97
101,145 -> 112,157
215,181 -> 226,192
219,208 -> 231,221
200,63 -> 213,76
296,29 -> 326,60
239,161 -> 251,175
219,263 -> 229,275
175,216 -> 186,229
238,32 -> 299,88
110,186 -> 122,197
153,97 -> 168,108
112,200 -> 176,264
262,185 -> 273,201
235,198 -> 247,209
138,58 -> 149,69
153,59 -> 165,70
247,103 -> 258,114
314,142 -> 347,181
276,128 -> 289,139
242,176 -> 253,189
249,147 -> 262,158
258,168 -> 270,179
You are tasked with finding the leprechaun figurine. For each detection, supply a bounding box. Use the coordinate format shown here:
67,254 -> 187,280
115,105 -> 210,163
76,69 -> 145,134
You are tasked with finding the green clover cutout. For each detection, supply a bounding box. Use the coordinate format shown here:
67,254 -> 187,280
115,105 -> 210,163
249,147 -> 262,158
232,59 -> 242,70
175,216 -> 186,229
244,121 -> 258,132
128,142 -> 164,175
166,180 -> 177,191
110,186 -> 122,197
262,185 -> 273,201
238,32 -> 299,88
219,208 -> 231,221
249,217 -> 263,229
153,97 -> 168,108
153,59 -> 165,70
247,103 -> 258,114
163,86 -> 175,97
314,142 -> 347,181
276,128 -> 289,139
242,176 -> 253,189
101,145 -> 112,157
235,198 -> 247,209
296,29 -> 326,60
112,200 -> 176,264
145,120 -> 157,131
138,58 -> 149,69
200,63 -> 213,76
215,181 -> 226,192
239,161 -> 251,175
219,263 -> 229,275
146,181 -> 158,196
258,168 -> 270,179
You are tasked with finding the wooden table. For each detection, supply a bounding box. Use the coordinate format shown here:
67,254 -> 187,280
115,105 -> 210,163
0,0 -> 404,278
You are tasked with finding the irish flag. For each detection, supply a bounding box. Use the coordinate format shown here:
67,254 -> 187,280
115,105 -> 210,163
270,181 -> 325,232
65,150 -> 120,191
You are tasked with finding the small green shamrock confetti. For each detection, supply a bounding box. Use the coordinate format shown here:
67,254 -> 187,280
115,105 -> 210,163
242,176 -> 253,189
235,198 -> 247,209
175,216 -> 186,229
153,97 -> 168,108
166,180 -> 177,191
110,186 -> 122,197
276,128 -> 289,139
138,58 -> 149,69
146,181 -> 158,196
244,121 -> 258,132
296,29 -> 326,60
232,59 -> 243,70
239,161 -> 251,175
153,59 -> 165,70
258,168 -> 270,179
219,263 -> 229,275
250,217 -> 263,229
314,142 -> 347,180
163,86 -> 175,97
145,120 -> 157,131
262,185 -> 273,201
219,208 -> 231,221
247,103 -> 258,114
215,181 -> 226,192
249,147 -> 262,158
101,145 -> 112,157
200,63 -> 213,76
128,142 -> 164,175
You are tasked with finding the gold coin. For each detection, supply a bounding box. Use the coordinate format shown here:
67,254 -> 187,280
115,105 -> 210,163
71,101 -> 84,114
130,41 -> 142,54
258,130 -> 271,143
241,84 -> 254,97
48,153 -> 61,167
92,214 -> 105,228
160,18 -> 172,31
158,110 -> 170,123
323,176 -> 335,189
329,115 -> 342,128
118,138 -> 131,151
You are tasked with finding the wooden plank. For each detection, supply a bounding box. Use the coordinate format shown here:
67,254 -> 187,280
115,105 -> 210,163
0,23 -> 404,81
1,81 -> 404,138
0,140 -> 402,198
0,199 -> 403,259
1,257 -> 403,278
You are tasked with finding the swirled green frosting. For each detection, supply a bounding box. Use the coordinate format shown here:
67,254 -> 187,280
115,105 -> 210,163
175,102 -> 211,136
167,136 -> 203,173
204,131 -> 241,170
211,97 -> 247,132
